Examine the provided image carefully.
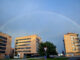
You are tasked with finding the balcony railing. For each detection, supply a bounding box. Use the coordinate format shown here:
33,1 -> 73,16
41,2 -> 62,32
75,43 -> 80,46
74,40 -> 80,43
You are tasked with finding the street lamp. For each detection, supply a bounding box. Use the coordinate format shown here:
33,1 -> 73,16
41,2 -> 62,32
44,47 -> 47,60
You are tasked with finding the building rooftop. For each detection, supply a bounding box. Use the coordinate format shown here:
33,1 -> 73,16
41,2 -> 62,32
15,34 -> 41,39
64,32 -> 78,35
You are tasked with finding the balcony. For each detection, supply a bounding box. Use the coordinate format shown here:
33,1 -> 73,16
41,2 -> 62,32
0,46 -> 6,50
76,47 -> 80,51
0,50 -> 5,53
74,40 -> 80,43
75,43 -> 80,46
0,43 -> 6,46
0,39 -> 7,43
74,37 -> 79,40
0,36 -> 7,41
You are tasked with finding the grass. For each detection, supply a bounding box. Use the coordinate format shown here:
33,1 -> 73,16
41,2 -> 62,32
0,57 -> 68,60
29,57 -> 68,60
50,58 -> 68,60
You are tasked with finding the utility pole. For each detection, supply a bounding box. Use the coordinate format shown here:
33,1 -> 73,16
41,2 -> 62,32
44,47 -> 47,60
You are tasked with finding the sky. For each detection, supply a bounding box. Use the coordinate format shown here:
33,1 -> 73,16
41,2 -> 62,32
0,0 -> 80,53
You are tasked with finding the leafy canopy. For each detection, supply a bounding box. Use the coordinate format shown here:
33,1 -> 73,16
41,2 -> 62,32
38,41 -> 58,57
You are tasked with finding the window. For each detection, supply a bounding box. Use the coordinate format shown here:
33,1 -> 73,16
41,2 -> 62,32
16,47 -> 31,49
17,50 -> 31,52
16,41 -> 31,44
0,47 -> 6,50
16,38 -> 31,41
16,42 -> 18,44
75,40 -> 79,43
18,44 -> 30,46
0,51 -> 5,53
26,47 -> 31,49
36,38 -> 40,41
0,40 -> 7,43
71,36 -> 74,41
72,42 -> 75,44
0,36 -> 7,40
24,50 -> 31,52
72,49 -> 76,51
0,43 -> 6,46
72,46 -> 75,47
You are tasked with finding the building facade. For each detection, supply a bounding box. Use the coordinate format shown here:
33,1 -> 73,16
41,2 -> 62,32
0,32 -> 12,58
15,35 -> 41,58
64,33 -> 80,57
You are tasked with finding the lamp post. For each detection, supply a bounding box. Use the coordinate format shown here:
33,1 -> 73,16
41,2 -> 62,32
44,47 -> 47,60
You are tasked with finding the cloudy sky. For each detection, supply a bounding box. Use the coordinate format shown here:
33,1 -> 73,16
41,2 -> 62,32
0,0 -> 80,53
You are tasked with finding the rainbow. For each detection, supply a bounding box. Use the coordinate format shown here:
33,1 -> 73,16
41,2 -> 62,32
0,11 -> 80,31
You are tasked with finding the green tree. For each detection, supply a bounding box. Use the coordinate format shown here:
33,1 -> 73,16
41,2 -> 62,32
38,41 -> 58,57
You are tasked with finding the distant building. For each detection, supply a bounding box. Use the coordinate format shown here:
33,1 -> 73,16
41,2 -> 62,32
64,33 -> 80,57
0,32 -> 12,59
15,35 -> 41,58
10,48 -> 14,58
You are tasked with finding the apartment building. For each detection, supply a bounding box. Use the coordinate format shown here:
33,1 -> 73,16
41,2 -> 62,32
0,32 -> 12,58
64,33 -> 80,57
15,35 -> 41,58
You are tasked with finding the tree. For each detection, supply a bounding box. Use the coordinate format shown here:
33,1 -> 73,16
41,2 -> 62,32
38,41 -> 58,57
